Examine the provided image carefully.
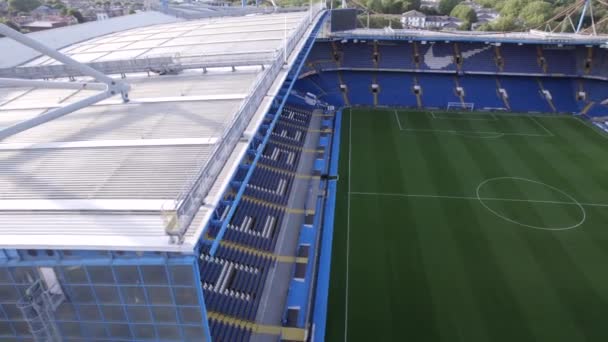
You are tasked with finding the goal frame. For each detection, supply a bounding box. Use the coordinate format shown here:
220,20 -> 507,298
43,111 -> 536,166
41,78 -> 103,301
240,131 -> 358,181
447,102 -> 475,111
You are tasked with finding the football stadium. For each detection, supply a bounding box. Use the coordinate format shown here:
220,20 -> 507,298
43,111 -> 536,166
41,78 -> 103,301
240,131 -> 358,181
1,1 -> 608,341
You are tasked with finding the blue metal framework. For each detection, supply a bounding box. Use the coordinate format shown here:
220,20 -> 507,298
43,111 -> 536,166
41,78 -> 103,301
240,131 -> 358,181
0,251 -> 211,341
208,11 -> 328,256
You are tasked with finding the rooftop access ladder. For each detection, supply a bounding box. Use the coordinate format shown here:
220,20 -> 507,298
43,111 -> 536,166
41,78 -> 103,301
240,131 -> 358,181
17,279 -> 65,342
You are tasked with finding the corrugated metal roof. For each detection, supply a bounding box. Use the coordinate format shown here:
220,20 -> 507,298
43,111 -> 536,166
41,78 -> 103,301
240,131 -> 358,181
0,145 -> 211,200
0,9 -> 312,251
1,101 -> 239,143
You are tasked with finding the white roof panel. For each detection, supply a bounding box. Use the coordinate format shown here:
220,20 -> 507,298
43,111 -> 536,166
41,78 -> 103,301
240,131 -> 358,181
0,9 -> 316,251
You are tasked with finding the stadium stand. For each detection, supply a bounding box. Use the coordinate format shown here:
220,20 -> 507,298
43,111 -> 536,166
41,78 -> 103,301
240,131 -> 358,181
340,42 -> 375,68
543,47 -> 578,75
297,40 -> 608,115
418,42 -> 457,71
376,72 -> 418,107
499,44 -> 543,74
417,73 -> 461,108
377,42 -> 416,69
458,75 -> 505,109
340,71 -> 375,106
495,76 -> 552,112
459,43 -> 497,72
540,78 -> 578,113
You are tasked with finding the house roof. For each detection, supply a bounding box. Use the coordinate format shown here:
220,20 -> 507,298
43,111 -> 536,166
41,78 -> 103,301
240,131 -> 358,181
402,10 -> 426,18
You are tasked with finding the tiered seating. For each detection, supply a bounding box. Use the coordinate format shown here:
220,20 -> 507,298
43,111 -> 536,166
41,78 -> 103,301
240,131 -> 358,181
267,106 -> 311,148
459,75 -> 504,109
312,72 -> 345,107
209,320 -> 252,342
376,73 -> 417,107
500,44 -> 542,74
419,42 -> 456,71
590,47 -> 608,77
307,42 -> 332,61
206,196 -> 285,252
459,43 -> 497,72
260,141 -> 302,172
499,76 -> 551,112
271,121 -> 307,147
340,42 -> 375,68
200,105 -> 317,339
378,42 -> 415,69
540,78 -> 578,113
201,245 -> 274,321
306,42 -> 336,70
583,79 -> 608,102
580,79 -> 608,116
245,167 -> 293,205
341,72 -> 374,106
543,48 -> 577,75
417,73 -> 460,107
587,105 -> 608,116
280,106 -> 312,128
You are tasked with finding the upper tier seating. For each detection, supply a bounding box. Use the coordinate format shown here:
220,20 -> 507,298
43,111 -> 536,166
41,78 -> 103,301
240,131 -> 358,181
590,48 -> 608,77
418,42 -> 457,71
304,41 -> 608,78
542,47 -> 577,75
306,42 -> 337,70
378,42 -> 415,69
459,43 -> 497,72
340,42 -> 375,68
500,44 -> 542,74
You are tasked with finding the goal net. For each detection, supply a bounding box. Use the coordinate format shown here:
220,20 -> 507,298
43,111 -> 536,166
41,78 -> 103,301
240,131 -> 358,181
447,102 -> 475,111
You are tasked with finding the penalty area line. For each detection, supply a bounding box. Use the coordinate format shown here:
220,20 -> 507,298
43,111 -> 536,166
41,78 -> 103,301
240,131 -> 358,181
394,110 -> 404,130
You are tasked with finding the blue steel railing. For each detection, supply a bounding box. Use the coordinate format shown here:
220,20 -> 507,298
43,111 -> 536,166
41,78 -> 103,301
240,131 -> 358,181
208,11 -> 328,256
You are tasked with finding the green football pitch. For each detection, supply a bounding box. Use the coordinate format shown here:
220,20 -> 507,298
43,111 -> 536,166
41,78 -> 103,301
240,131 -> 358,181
326,108 -> 608,342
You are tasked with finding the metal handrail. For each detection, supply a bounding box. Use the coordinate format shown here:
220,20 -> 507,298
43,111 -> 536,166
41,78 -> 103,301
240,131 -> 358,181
0,51 -> 278,79
166,5 -> 325,243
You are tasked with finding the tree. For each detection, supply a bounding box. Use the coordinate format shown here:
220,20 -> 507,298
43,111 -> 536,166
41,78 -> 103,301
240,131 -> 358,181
450,4 -> 477,23
8,0 -> 41,12
492,15 -> 520,31
499,0 -> 525,17
68,8 -> 85,22
438,0 -> 462,15
519,1 -> 552,28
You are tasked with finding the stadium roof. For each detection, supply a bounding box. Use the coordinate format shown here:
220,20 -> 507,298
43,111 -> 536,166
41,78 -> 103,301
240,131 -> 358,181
328,28 -> 608,45
0,9 -> 320,252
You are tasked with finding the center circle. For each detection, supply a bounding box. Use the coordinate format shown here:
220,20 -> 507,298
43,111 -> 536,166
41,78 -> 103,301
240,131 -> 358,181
476,177 -> 586,231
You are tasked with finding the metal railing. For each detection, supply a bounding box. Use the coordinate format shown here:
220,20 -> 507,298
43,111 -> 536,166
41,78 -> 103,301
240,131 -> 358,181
0,51 -> 277,79
165,4 -> 325,243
